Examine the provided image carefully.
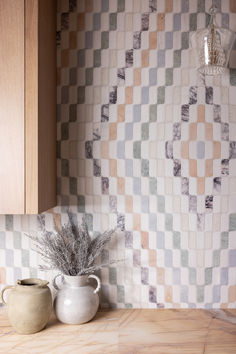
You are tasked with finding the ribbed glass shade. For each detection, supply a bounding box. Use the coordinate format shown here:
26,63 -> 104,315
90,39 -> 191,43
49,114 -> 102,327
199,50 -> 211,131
191,6 -> 235,75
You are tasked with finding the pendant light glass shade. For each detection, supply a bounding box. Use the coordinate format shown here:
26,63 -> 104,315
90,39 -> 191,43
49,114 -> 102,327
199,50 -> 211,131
191,5 -> 235,75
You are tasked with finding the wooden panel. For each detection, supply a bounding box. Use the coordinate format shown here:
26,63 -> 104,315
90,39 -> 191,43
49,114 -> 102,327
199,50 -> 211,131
0,0 -> 25,214
38,0 -> 57,213
25,0 -> 56,214
25,0 -> 38,213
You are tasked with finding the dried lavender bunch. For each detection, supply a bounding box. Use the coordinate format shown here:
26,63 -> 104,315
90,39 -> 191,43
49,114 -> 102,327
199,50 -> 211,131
26,214 -> 117,276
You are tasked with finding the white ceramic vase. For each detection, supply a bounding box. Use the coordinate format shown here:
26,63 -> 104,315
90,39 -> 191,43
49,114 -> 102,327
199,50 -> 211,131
53,274 -> 100,325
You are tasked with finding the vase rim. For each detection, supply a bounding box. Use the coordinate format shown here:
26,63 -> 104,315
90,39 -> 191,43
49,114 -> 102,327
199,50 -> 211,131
63,274 -> 88,279
16,278 -> 49,288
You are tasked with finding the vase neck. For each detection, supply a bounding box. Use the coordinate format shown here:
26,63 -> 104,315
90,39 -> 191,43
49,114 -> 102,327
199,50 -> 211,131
16,278 -> 49,288
64,275 -> 88,287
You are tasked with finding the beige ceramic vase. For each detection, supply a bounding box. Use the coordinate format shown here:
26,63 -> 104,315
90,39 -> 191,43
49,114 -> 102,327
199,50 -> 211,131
1,278 -> 52,334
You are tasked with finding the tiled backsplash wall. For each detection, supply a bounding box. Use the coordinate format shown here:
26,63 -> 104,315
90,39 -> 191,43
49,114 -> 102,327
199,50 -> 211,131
1,0 -> 236,308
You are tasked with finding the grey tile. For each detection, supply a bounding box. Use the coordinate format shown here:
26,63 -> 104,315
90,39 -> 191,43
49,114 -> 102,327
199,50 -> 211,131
77,196 -> 85,212
189,86 -> 197,105
61,159 -> 69,176
133,31 -> 141,49
77,50 -> 85,67
6,215 -> 13,231
101,104 -> 109,122
149,177 -> 157,194
165,141 -> 173,159
109,196 -> 117,212
109,13 -> 117,31
125,159 -> 133,177
197,141 -> 205,159
70,177 -> 77,194
221,159 -> 229,176
213,104 -> 221,122
173,13 -> 181,31
181,32 -> 189,49
141,159 -> 149,177
117,141 -> 125,158
0,232 -> 5,248
165,68 -> 173,86
85,31 -> 93,49
181,105 -> 189,122
117,0 -> 125,12
125,231 -> 133,248
165,214 -> 173,231
77,86 -> 85,104
213,177 -> 221,192
165,32 -> 173,49
101,31 -> 109,49
141,196 -> 149,213
213,285 -> 221,303
93,13 -> 101,30
221,123 -> 229,141
109,86 -> 117,104
85,68 -> 93,85
165,249 -> 172,267
141,123 -> 149,140
133,178 -> 141,194
69,68 -> 77,85
149,68 -> 157,86
101,177 -> 109,194
93,159 -> 101,176
141,267 -> 149,284
173,50 -> 181,67
117,214 -> 125,231
173,159 -> 181,176
157,50 -> 165,67
69,104 -> 77,122
157,231 -> 165,249
125,123 -> 133,140
181,0 -> 189,12
173,122 -> 181,140
157,195 -> 165,212
141,13 -> 149,31
93,49 -> 101,67
125,49 -> 133,67
157,86 -> 165,104
190,13 -> 197,31
133,141 -> 141,159
206,86 -> 213,105
229,249 -> 236,266
149,286 -> 157,303
141,87 -> 149,104
134,105 -> 141,122
220,268 -> 228,285
61,86 -> 69,104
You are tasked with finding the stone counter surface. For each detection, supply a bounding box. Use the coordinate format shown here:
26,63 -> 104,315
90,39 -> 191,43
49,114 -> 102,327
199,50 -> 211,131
0,307 -> 236,353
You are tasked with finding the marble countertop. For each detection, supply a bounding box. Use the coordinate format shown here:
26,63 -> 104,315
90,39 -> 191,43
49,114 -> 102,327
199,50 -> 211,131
0,307 -> 236,353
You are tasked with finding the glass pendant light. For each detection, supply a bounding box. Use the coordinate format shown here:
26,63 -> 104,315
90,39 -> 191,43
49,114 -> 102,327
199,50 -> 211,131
191,5 -> 235,75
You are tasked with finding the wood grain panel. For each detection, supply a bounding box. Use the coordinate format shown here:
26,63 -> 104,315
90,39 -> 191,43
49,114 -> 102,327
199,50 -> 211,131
25,0 -> 38,213
25,0 -> 56,214
0,0 -> 25,214
38,0 -> 57,213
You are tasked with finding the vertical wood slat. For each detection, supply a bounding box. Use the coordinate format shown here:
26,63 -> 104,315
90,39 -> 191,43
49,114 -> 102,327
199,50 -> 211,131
0,0 -> 25,214
25,0 -> 38,213
25,0 -> 56,214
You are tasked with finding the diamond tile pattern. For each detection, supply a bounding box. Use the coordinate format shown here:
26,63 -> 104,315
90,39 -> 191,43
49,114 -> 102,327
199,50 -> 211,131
0,0 -> 236,309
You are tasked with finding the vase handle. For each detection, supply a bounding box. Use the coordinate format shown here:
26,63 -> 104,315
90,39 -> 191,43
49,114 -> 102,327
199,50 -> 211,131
52,274 -> 63,290
88,274 -> 101,294
1,285 -> 14,305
